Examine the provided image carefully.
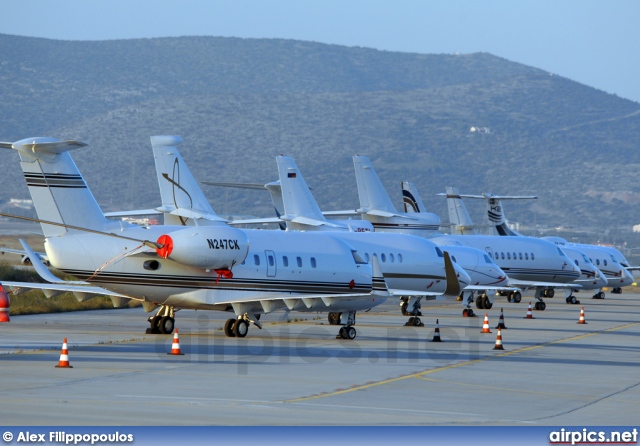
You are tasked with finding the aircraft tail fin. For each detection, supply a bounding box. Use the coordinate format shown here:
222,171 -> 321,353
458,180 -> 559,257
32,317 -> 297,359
150,135 -> 226,226
352,155 -> 397,214
442,187 -> 478,235
401,181 -> 427,213
483,194 -> 531,236
2,137 -> 110,237
276,155 -> 329,229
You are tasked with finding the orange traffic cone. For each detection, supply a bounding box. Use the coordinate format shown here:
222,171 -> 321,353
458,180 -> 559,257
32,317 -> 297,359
524,302 -> 535,319
167,329 -> 185,355
55,338 -> 73,368
431,319 -> 443,342
577,307 -> 587,324
493,328 -> 505,350
480,313 -> 492,333
0,284 -> 10,322
495,308 -> 507,329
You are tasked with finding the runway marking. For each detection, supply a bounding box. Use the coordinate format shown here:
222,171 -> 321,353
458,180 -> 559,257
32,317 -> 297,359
282,321 -> 640,403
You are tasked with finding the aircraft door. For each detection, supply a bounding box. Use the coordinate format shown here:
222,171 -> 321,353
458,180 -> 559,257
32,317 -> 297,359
265,250 -> 277,277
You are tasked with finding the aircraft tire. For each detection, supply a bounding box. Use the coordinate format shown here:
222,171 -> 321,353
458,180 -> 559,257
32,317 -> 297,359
346,326 -> 357,340
475,296 -> 484,309
513,292 -> 522,303
224,319 -> 236,337
158,316 -> 175,335
234,319 -> 249,338
412,316 -> 422,327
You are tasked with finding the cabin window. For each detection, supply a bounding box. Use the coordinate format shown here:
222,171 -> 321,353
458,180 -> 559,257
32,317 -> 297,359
531,253 -> 535,260
268,254 -> 275,267
501,252 -> 505,260
254,254 -> 260,266
381,253 -> 386,263
575,259 -> 579,266
282,256 -> 289,267
389,253 -> 394,263
297,256 -> 302,267
513,252 -> 517,260
507,252 -> 511,260
398,253 -> 403,263
596,259 -> 600,266
310,257 -> 317,268
519,252 -> 523,260
603,259 -> 608,266
525,253 -> 529,260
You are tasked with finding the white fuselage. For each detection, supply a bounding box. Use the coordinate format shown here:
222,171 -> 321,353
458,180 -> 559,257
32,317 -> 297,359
430,234 -> 581,284
329,232 -> 471,293
44,226 -> 382,314
561,246 -> 608,290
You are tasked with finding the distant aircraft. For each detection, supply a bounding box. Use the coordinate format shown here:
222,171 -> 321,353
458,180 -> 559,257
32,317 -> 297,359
0,137 -> 395,340
439,188 -> 633,299
348,156 -> 581,314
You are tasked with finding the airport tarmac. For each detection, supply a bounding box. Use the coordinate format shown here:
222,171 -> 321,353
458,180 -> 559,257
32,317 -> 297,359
1,292 -> 639,426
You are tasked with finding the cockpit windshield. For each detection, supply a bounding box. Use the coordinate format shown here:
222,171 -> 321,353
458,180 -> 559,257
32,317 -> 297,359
351,250 -> 368,265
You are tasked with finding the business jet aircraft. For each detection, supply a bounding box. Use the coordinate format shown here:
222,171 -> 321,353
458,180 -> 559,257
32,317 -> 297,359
441,188 -> 634,299
349,156 -> 581,313
120,136 -> 470,327
432,186 -> 608,303
199,155 -> 512,319
0,137 -> 398,340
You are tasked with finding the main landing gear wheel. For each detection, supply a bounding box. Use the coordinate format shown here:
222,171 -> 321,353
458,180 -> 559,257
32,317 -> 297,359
328,312 -> 342,325
612,287 -> 622,294
534,301 -> 547,311
405,316 -> 423,327
475,295 -> 493,310
146,305 -> 176,334
233,319 -> 249,338
543,288 -> 555,298
566,295 -> 580,305
592,291 -> 605,299
338,325 -> 357,340
224,318 -> 236,337
509,291 -> 522,303
158,316 -> 175,335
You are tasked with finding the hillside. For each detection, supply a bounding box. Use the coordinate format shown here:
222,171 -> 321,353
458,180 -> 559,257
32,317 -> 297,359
1,34 -> 639,236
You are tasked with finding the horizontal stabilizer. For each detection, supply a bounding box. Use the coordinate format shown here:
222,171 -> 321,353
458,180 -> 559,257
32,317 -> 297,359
201,181 -> 268,190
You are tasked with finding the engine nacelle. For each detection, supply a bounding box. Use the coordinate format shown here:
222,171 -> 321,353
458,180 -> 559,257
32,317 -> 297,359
156,226 -> 249,270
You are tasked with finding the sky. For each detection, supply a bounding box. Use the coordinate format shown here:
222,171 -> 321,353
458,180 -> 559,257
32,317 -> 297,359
3,0 -> 640,103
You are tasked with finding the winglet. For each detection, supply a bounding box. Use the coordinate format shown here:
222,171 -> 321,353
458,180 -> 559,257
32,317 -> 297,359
442,251 -> 462,298
370,255 -> 390,296
18,239 -> 87,285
